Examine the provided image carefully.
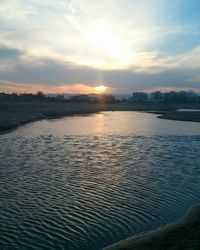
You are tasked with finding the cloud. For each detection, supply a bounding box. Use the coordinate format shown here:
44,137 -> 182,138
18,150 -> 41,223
0,53 -> 199,94
0,46 -> 22,58
1,0 -> 197,70
0,0 -> 200,93
127,46 -> 200,73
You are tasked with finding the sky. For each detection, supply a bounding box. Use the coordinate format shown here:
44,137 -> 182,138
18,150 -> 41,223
0,0 -> 200,94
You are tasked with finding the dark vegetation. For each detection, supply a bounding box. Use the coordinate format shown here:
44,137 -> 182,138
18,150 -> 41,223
0,92 -> 118,104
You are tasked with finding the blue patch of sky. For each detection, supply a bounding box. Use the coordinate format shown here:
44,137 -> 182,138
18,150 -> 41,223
173,0 -> 200,25
148,31 -> 200,55
147,0 -> 200,55
0,47 -> 21,58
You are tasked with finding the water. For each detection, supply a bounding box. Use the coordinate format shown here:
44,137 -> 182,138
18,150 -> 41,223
0,111 -> 200,250
177,109 -> 200,112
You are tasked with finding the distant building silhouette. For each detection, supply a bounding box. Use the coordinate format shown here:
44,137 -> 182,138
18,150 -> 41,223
150,91 -> 164,102
0,91 -> 199,104
132,92 -> 148,102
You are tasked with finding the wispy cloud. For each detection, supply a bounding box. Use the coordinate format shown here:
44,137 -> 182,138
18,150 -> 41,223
1,0 -> 197,70
0,0 -> 200,92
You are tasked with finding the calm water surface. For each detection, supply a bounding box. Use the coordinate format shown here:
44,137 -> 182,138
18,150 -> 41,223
0,112 -> 200,250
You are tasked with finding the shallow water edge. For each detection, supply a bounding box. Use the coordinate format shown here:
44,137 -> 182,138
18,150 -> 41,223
0,102 -> 200,134
103,204 -> 200,250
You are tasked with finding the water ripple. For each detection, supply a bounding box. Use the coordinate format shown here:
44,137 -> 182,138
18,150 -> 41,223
0,132 -> 200,250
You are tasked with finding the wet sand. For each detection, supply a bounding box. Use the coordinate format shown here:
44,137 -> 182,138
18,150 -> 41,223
103,205 -> 200,250
0,101 -> 200,133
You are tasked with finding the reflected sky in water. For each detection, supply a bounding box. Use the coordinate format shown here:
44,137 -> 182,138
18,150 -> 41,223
9,111 -> 200,137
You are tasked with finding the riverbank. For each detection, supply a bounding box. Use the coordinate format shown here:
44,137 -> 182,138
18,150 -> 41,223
155,110 -> 200,122
103,205 -> 200,250
0,101 -> 200,133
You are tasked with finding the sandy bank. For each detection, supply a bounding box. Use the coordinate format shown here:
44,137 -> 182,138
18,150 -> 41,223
155,111 -> 200,122
103,205 -> 200,250
0,102 -> 104,133
0,101 -> 200,134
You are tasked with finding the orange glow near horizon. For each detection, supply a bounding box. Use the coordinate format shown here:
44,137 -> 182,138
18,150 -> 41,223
94,85 -> 107,94
1,82 -> 111,95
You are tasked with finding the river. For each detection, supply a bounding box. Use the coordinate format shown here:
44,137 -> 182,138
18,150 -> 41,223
0,111 -> 200,250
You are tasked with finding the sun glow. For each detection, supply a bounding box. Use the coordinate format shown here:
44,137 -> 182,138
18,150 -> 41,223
82,23 -> 132,69
94,85 -> 107,93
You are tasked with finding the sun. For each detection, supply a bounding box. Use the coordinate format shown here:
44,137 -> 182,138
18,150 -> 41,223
94,85 -> 107,94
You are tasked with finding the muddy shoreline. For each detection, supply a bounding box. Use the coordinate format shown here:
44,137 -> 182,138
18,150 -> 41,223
0,101 -> 200,134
